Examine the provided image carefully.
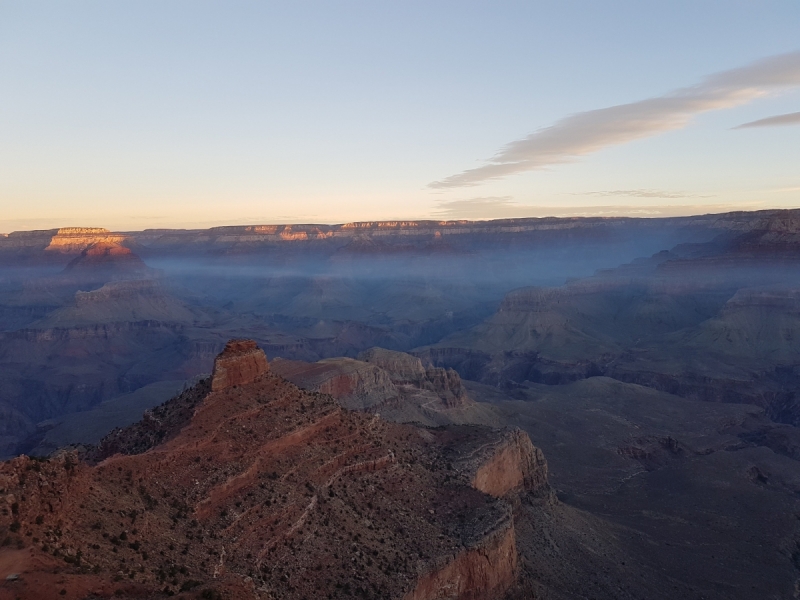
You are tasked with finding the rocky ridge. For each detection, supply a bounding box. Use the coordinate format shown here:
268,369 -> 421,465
0,340 -> 546,599
272,347 -> 499,428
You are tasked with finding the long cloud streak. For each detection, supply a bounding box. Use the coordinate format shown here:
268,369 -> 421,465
429,51 -> 800,189
734,111 -> 800,128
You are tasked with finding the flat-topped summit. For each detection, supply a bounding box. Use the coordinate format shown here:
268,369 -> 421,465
211,339 -> 270,391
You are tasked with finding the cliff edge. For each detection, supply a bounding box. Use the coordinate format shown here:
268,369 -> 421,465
210,339 -> 270,391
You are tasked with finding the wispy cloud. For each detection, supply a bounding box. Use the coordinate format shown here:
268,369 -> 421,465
432,197 -> 537,219
733,111 -> 800,129
429,51 -> 800,189
430,197 -> 760,220
766,185 -> 800,193
578,189 -> 714,199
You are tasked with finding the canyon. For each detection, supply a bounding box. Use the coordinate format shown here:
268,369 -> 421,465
1,209 -> 800,598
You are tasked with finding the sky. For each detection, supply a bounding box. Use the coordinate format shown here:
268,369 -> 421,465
1,1 -> 799,231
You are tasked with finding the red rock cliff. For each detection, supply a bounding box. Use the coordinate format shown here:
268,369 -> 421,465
472,428 -> 549,498
211,339 -> 270,391
403,428 -> 548,600
404,524 -> 518,600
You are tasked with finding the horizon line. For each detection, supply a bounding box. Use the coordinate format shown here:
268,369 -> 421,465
2,206 -> 798,236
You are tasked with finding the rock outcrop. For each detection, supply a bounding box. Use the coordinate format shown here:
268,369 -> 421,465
358,347 -> 428,383
46,229 -> 129,254
471,429 -> 549,498
358,348 -> 470,409
423,366 -> 470,409
271,357 -> 398,410
404,525 -> 518,600
0,228 -> 127,258
0,339 -> 543,599
210,339 -> 270,391
272,349 -> 496,428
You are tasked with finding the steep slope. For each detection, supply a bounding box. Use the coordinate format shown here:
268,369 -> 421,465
0,228 -> 130,265
62,242 -> 151,276
0,340 -> 546,600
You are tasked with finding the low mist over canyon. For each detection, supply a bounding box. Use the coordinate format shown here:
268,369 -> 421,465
2,210 -> 800,599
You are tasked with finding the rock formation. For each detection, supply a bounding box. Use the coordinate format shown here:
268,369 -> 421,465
62,242 -> 151,277
0,340 -> 545,599
0,228 -> 128,262
210,339 -> 270,391
46,229 -> 130,254
28,280 -> 197,328
403,525 -> 518,600
471,429 -> 549,498
270,357 -> 398,410
358,347 -> 428,383
272,348 -> 497,428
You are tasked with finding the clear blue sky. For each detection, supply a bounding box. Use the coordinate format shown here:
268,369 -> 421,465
1,1 -> 799,231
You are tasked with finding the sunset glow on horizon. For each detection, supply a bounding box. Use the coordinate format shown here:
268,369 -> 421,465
2,2 -> 799,232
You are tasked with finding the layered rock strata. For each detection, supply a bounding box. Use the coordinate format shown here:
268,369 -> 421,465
0,340 -> 547,600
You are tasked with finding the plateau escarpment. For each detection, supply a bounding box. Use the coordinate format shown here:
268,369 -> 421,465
0,228 -> 130,265
0,340 -> 545,600
5,210 -> 794,266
